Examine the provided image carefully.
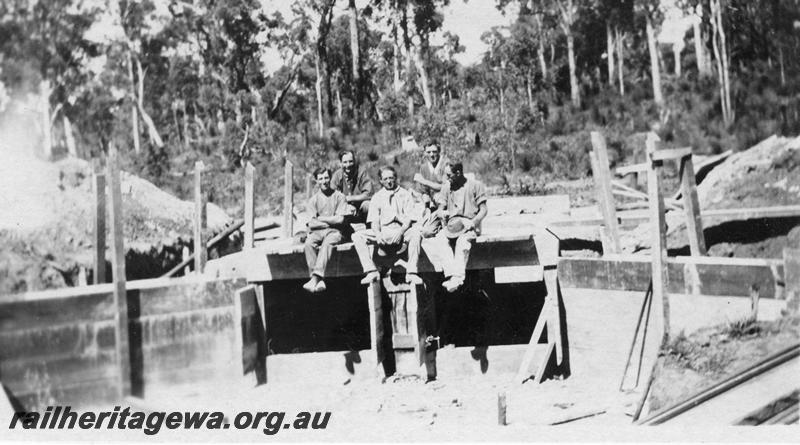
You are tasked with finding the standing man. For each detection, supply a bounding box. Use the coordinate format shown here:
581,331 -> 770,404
331,150 -> 373,222
303,167 -> 348,293
413,139 -> 448,210
423,162 -> 487,292
352,166 -> 423,286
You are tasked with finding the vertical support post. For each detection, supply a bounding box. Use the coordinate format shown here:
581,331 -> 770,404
679,155 -> 707,256
646,132 -> 670,339
194,161 -> 207,274
283,160 -> 294,238
244,162 -> 255,250
589,131 -> 621,254
93,158 -> 107,284
367,281 -> 385,373
305,173 -> 312,198
634,132 -> 671,421
749,285 -> 760,322
497,391 -> 508,426
107,143 -> 131,400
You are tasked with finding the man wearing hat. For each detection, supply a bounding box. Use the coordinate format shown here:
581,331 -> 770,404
423,162 -> 487,292
351,166 -> 423,286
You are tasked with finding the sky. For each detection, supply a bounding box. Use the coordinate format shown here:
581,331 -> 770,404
259,0 -> 517,73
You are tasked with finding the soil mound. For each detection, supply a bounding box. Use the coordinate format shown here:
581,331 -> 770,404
0,152 -> 232,294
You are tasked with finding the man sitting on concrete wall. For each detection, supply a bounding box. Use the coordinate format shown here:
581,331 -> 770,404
352,166 -> 423,286
331,150 -> 373,223
423,162 -> 488,293
303,167 -> 349,293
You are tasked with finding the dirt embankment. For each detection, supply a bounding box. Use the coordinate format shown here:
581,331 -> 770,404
622,135 -> 800,257
0,153 -> 233,295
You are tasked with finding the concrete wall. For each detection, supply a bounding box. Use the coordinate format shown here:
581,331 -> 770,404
0,277 -> 248,411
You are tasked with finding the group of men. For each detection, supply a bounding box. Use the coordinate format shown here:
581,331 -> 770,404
303,141 -> 488,294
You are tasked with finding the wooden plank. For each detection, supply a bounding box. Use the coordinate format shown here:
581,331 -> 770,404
283,160 -> 294,238
590,132 -> 621,253
701,205 -> 800,221
92,158 -> 106,284
646,131 -> 671,338
194,160 -> 207,273
107,143 -> 131,399
234,285 -> 267,382
616,162 -> 648,176
246,236 -> 544,282
650,147 -> 692,162
559,256 -> 785,299
367,281 -> 384,372
244,162 -> 255,250
679,155 -> 707,255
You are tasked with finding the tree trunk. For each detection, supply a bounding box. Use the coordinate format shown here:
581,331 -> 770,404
63,114 -> 77,157
40,79 -> 52,159
413,47 -> 432,109
316,0 -> 335,128
710,0 -> 732,126
315,56 -> 324,137
403,3 -> 414,116
126,52 -> 141,154
526,69 -> 534,113
336,87 -> 343,119
348,0 -> 361,123
779,45 -> 785,87
566,31 -> 580,108
646,16 -> 664,107
692,11 -> 710,77
392,22 -> 401,94
535,14 -> 547,80
134,59 -> 164,148
607,22 -> 615,86
673,44 -> 682,77
616,28 -> 625,96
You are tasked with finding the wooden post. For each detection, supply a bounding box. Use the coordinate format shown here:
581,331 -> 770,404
107,144 -> 131,399
305,173 -> 312,198
679,155 -> 707,256
749,284 -> 760,322
646,132 -> 670,339
283,160 -> 294,238
633,132 -> 670,421
194,161 -> 207,274
497,391 -> 508,426
244,162 -> 255,250
367,281 -> 385,373
93,158 -> 107,284
590,131 -> 621,254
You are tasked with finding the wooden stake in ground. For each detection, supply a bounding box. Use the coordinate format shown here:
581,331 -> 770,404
679,153 -> 707,256
633,132 -> 671,421
93,158 -> 107,284
194,161 -> 207,274
283,160 -> 294,238
107,144 -> 131,399
244,162 -> 255,250
589,131 -> 621,254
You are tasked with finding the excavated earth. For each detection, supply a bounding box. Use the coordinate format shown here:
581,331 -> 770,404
0,151 -> 234,294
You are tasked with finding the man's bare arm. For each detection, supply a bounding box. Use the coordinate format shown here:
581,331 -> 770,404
413,174 -> 443,191
345,192 -> 370,204
472,202 -> 488,227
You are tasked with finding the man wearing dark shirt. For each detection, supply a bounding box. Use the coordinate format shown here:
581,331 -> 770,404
331,150 -> 373,222
413,139 -> 448,210
303,167 -> 348,293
